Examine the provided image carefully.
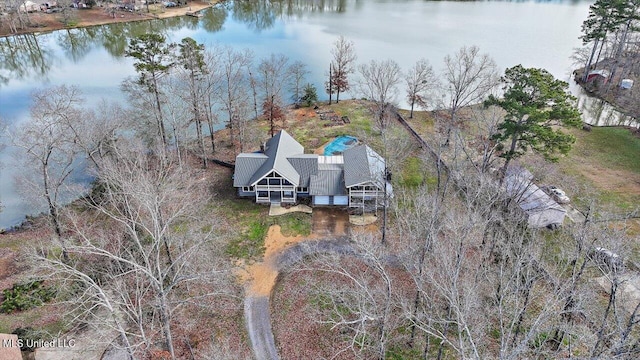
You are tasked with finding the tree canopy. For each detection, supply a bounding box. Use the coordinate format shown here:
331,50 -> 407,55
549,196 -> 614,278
485,65 -> 582,177
124,33 -> 176,147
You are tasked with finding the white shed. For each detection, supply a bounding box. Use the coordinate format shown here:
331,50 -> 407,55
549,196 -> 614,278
621,79 -> 634,89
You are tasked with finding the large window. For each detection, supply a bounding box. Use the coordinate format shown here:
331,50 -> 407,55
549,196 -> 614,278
283,191 -> 294,199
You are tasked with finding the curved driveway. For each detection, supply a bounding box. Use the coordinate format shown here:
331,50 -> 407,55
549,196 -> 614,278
244,237 -> 353,360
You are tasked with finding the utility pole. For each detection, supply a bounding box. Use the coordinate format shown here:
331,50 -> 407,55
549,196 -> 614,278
269,95 -> 275,137
328,63 -> 333,105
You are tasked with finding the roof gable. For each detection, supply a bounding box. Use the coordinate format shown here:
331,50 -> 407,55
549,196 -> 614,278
343,145 -> 386,188
248,130 -> 305,186
233,153 -> 268,187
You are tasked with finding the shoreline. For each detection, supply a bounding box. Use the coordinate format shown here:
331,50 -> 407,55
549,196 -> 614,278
573,64 -> 639,124
0,1 -> 218,38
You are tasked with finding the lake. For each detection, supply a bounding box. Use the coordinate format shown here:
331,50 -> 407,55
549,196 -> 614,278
1,0 -> 625,229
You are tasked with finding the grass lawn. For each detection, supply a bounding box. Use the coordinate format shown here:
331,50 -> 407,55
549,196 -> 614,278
222,198 -> 312,260
573,127 -> 640,173
560,126 -> 640,212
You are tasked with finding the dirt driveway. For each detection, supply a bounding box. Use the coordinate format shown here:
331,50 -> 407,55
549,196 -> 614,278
311,208 -> 350,237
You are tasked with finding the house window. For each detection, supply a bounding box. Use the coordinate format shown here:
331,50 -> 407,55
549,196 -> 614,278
257,191 -> 269,198
269,178 -> 281,185
242,186 -> 254,192
283,179 -> 292,186
297,187 -> 308,193
258,179 -> 267,185
283,191 -> 294,199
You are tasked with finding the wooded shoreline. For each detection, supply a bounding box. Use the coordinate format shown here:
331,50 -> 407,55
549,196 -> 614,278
0,0 -> 217,38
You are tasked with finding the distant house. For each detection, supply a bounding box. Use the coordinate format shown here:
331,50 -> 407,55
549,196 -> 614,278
504,167 -> 567,229
586,69 -> 609,83
233,130 -> 391,209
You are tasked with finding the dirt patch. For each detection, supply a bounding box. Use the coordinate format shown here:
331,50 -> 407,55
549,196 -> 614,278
311,208 -> 350,237
314,139 -> 330,155
242,225 -> 309,297
579,165 -> 640,196
241,208 -> 353,297
0,248 -> 18,291
349,214 -> 378,226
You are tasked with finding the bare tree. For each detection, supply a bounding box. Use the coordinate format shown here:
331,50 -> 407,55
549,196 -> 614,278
357,59 -> 402,131
288,60 -> 309,107
329,35 -> 357,104
176,37 -> 210,167
257,53 -> 290,107
203,48 -> 223,155
163,78 -> 192,165
404,58 -> 438,118
2,0 -> 32,33
216,46 -> 253,152
453,105 -> 503,174
355,59 -> 402,244
66,100 -> 126,173
11,85 -> 85,249
35,141 -> 233,359
299,232 -> 397,360
441,46 -> 499,146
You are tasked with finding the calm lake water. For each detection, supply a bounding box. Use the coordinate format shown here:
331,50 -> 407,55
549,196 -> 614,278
1,0 -> 629,229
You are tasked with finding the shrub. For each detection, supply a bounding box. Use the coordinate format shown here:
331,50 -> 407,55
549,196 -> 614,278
0,280 -> 56,314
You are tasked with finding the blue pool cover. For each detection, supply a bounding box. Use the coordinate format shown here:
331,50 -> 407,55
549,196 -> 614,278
324,136 -> 358,156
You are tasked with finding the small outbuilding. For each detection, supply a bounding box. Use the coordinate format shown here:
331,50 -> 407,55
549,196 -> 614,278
504,167 -> 567,229
586,69 -> 610,83
621,79 -> 634,89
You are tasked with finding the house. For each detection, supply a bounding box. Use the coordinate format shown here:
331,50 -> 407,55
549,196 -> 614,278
504,167 -> 567,229
586,69 -> 609,84
233,130 -> 391,210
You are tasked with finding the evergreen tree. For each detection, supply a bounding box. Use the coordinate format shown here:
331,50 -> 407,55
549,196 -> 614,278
125,33 -> 176,147
300,83 -> 318,107
485,65 -> 582,181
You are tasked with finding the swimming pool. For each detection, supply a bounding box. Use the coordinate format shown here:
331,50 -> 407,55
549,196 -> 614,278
324,136 -> 358,156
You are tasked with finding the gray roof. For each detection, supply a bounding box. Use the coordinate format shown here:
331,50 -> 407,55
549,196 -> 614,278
233,153 -> 268,187
288,154 -> 319,187
310,163 -> 346,196
343,145 -> 386,188
504,167 -> 567,228
248,130 -> 304,186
